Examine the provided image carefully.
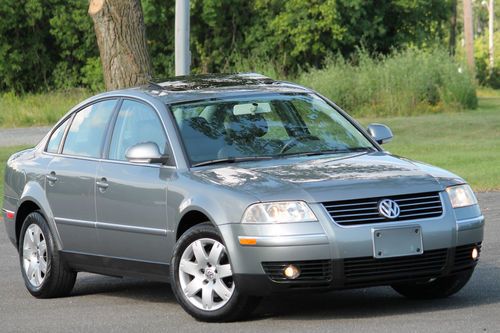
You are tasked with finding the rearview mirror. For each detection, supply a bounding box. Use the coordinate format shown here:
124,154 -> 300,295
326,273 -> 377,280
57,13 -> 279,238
125,142 -> 169,164
233,102 -> 271,116
367,123 -> 393,144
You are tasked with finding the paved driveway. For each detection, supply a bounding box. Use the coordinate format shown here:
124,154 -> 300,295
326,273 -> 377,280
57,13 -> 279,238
0,193 -> 498,332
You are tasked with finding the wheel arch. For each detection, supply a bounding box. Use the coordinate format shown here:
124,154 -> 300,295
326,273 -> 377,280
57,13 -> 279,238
16,181 -> 62,250
176,208 -> 218,241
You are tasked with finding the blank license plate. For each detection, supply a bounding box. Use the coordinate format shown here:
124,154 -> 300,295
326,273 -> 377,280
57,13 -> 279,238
372,225 -> 423,259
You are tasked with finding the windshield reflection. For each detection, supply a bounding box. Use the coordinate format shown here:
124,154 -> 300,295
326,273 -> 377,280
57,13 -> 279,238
171,94 -> 375,166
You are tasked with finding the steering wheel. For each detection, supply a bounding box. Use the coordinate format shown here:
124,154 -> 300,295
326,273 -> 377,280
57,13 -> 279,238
279,137 -> 301,154
279,135 -> 320,154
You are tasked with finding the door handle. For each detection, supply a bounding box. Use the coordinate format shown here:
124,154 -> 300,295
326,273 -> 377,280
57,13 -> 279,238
46,171 -> 58,184
96,177 -> 109,191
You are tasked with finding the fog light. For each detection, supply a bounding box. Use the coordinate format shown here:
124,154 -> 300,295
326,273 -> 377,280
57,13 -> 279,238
472,247 -> 479,260
283,265 -> 301,279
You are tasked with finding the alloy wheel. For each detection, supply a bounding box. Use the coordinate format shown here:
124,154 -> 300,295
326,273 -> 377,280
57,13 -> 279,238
22,224 -> 47,287
178,238 -> 234,311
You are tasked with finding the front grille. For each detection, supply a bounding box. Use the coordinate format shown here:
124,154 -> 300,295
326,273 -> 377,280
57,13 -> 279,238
343,248 -> 448,287
323,192 -> 443,226
452,243 -> 481,273
262,260 -> 332,283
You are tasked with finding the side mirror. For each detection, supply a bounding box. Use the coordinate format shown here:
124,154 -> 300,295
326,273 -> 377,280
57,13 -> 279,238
367,123 -> 393,144
125,142 -> 169,164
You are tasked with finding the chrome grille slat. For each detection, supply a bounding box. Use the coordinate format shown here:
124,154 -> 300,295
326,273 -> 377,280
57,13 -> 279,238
331,212 -> 381,218
399,205 -> 442,212
323,192 -> 443,226
397,200 -> 442,207
394,195 -> 440,202
323,202 -> 378,208
327,206 -> 379,213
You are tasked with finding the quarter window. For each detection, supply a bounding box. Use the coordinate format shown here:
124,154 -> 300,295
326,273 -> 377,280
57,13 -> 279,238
62,100 -> 116,158
108,100 -> 168,161
46,117 -> 70,154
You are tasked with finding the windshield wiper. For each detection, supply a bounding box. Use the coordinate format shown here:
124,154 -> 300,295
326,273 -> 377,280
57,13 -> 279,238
280,147 -> 375,158
192,156 -> 273,167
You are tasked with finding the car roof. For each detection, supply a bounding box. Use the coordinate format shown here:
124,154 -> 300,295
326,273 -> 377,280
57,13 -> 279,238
133,73 -> 313,104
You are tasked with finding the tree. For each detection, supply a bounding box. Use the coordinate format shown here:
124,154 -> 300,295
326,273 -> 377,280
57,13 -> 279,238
487,0 -> 494,76
88,0 -> 152,90
449,0 -> 457,56
463,0 -> 475,74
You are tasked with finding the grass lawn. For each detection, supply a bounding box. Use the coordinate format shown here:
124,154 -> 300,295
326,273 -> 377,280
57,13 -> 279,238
0,89 -> 90,128
359,92 -> 500,192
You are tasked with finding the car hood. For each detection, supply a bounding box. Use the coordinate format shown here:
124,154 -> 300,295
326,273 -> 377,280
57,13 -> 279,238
191,152 -> 460,203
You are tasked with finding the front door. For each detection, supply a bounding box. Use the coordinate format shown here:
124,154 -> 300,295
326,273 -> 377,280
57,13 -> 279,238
95,99 -> 174,263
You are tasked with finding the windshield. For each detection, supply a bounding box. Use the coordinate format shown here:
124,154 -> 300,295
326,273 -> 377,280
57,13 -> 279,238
170,93 -> 375,166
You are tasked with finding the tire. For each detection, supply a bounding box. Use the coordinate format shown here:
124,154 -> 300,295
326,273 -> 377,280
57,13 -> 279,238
391,270 -> 474,299
170,222 -> 260,322
18,211 -> 76,298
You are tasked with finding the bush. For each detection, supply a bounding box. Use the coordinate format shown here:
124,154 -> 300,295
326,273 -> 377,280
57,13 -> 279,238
297,48 -> 477,117
474,31 -> 500,89
80,57 -> 105,92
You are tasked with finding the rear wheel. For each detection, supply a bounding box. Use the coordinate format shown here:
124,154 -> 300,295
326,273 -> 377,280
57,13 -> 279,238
391,270 -> 474,299
19,211 -> 76,298
171,222 -> 260,322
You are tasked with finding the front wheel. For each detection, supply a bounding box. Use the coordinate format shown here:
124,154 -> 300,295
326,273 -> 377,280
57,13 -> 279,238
170,222 -> 259,322
391,270 -> 474,299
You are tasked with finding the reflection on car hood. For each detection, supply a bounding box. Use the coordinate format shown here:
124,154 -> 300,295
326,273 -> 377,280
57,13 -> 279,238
192,152 -> 451,202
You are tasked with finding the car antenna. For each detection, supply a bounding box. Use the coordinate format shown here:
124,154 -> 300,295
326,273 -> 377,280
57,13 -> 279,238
148,80 -> 165,91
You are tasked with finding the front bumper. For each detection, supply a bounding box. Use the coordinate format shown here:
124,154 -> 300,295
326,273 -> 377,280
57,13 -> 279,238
233,243 -> 481,295
219,198 -> 484,296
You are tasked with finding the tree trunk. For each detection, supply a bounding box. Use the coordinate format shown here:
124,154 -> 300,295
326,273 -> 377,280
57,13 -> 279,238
488,0 -> 494,77
449,0 -> 457,56
463,0 -> 475,75
89,0 -> 152,90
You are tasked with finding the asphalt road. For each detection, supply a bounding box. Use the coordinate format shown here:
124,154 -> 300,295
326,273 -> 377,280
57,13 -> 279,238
0,127 -> 51,147
0,192 -> 499,332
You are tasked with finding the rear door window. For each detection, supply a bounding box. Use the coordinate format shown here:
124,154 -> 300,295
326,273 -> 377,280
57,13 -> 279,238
62,99 -> 117,158
46,117 -> 70,154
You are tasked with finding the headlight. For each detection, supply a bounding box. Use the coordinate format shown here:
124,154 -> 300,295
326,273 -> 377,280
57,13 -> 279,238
446,184 -> 478,208
241,201 -> 318,223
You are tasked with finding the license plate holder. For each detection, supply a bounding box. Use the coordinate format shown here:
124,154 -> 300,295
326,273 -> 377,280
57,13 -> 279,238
372,225 -> 423,259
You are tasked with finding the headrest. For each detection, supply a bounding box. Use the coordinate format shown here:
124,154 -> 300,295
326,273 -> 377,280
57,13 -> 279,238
225,113 -> 268,140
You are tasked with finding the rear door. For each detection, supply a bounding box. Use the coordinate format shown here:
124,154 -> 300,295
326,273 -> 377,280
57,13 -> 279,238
95,99 -> 175,263
45,99 -> 117,254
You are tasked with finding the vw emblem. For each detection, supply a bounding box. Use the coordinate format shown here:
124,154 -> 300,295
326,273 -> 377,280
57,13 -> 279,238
378,199 -> 400,219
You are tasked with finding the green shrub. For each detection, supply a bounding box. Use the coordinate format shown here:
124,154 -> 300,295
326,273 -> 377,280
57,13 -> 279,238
297,48 -> 477,117
474,31 -> 500,89
80,57 -> 105,92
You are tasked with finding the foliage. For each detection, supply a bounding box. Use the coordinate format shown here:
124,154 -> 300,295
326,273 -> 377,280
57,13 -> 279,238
0,0 -> 52,92
0,0 -> 100,93
0,0 -> 454,93
142,0 -> 175,79
49,0 -> 101,89
474,31 -> 500,88
298,48 -> 477,117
